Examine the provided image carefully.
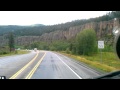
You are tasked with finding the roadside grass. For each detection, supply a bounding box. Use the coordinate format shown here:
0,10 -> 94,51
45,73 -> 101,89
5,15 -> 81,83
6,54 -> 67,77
0,50 -> 30,57
59,51 -> 120,73
16,50 -> 30,54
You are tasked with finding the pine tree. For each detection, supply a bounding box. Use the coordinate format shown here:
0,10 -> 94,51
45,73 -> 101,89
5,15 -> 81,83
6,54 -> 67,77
8,32 -> 15,52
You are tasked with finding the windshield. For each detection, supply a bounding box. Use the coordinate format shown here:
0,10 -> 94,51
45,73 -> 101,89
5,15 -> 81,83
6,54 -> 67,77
0,11 -> 120,79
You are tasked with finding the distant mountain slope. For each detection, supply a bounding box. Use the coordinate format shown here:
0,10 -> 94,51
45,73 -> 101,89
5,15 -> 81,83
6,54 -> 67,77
0,11 -> 120,46
0,25 -> 29,35
0,24 -> 45,36
1,11 -> 119,36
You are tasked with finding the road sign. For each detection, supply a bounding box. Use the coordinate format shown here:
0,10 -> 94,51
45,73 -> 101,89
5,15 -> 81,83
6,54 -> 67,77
98,41 -> 104,49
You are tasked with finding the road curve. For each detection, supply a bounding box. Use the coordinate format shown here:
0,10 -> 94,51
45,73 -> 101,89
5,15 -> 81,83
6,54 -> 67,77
31,51 -> 101,79
0,50 -> 102,79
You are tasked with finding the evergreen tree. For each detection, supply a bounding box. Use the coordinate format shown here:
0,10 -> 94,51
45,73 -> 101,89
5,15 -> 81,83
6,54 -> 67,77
8,32 -> 15,52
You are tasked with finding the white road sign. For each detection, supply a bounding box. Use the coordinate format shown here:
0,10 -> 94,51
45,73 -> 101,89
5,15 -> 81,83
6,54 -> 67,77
98,41 -> 104,49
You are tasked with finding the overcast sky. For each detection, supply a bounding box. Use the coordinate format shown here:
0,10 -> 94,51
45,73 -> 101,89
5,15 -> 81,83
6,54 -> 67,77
0,11 -> 111,26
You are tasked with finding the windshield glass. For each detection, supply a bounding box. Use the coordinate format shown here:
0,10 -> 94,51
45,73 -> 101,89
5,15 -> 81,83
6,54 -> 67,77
0,11 -> 120,79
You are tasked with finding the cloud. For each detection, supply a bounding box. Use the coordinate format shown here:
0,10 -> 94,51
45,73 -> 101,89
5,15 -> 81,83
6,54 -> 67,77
0,11 -> 111,25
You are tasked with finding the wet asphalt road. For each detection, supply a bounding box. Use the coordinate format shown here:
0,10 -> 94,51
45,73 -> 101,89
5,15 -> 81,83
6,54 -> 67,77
0,50 -> 102,79
0,50 -> 37,79
31,51 -> 101,79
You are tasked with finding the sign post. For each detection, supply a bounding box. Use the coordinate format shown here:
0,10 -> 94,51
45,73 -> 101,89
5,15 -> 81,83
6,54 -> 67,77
98,41 -> 104,63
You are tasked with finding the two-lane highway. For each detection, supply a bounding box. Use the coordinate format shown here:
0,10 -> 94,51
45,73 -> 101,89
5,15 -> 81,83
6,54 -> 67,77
0,50 -> 102,79
31,51 -> 101,79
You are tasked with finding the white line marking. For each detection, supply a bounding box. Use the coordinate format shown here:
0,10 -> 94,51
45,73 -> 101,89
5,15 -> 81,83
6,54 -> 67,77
54,53 -> 82,79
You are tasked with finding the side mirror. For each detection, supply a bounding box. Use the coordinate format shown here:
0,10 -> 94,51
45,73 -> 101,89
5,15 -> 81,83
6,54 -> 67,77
114,29 -> 120,59
113,18 -> 120,59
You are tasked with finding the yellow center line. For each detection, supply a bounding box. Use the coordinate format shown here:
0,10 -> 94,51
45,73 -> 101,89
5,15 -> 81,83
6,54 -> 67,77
25,52 -> 46,79
9,51 -> 40,79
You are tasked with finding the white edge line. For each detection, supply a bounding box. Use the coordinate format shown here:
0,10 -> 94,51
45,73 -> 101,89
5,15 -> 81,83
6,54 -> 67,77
53,53 -> 82,79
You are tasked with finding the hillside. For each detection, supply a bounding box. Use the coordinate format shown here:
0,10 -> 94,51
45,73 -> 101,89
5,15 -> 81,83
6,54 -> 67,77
0,24 -> 45,36
0,11 -> 120,47
0,11 -> 120,36
15,18 -> 119,46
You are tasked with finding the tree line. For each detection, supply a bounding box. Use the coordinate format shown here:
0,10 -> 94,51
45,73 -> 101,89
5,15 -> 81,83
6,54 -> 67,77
1,29 -> 113,56
23,29 -> 112,56
14,11 -> 120,36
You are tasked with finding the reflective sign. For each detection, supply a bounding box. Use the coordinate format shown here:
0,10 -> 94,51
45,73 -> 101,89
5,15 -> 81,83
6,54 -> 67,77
98,41 -> 104,49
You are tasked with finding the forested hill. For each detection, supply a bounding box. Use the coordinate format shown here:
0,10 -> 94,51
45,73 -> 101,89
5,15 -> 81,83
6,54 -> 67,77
0,11 -> 120,47
0,11 -> 120,36
0,24 -> 45,36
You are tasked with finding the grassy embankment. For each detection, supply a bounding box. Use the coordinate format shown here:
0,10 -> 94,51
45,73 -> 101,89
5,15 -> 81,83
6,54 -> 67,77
59,51 -> 120,73
0,50 -> 30,57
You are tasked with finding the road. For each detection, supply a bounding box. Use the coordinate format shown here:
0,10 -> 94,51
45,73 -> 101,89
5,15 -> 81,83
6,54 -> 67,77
0,50 -> 102,79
